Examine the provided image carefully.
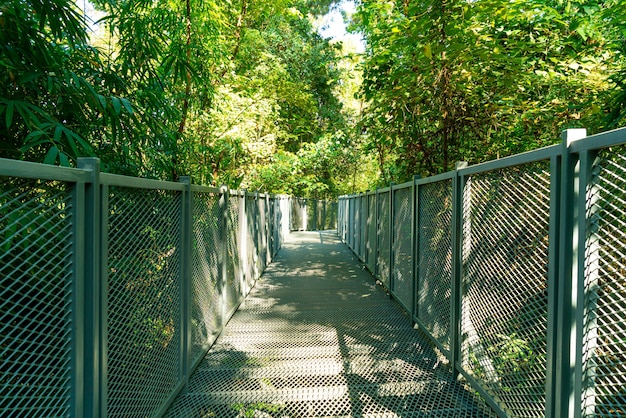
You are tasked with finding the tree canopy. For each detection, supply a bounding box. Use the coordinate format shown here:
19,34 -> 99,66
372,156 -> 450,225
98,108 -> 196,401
2,0 -> 625,195
352,0 -> 626,184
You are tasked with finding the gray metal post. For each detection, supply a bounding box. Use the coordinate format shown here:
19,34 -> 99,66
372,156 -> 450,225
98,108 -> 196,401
178,177 -> 192,392
99,182 -> 110,417
218,186 -> 229,330
411,175 -> 420,327
389,183 -> 395,296
578,149 -> 600,418
374,189 -> 380,280
76,158 -> 101,418
554,128 -> 587,418
240,191 -> 248,297
546,153 -> 562,418
450,161 -> 467,378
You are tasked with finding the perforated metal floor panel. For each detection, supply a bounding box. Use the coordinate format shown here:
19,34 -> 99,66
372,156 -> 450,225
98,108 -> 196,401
166,231 -> 496,418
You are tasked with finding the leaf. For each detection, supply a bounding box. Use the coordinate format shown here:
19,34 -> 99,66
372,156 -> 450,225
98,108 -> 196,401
59,151 -> 70,167
44,146 -> 59,165
97,94 -> 107,111
121,98 -> 134,114
424,44 -> 432,59
112,97 -> 122,115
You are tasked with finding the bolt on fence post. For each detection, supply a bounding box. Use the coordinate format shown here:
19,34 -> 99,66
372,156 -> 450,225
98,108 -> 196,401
178,176 -> 192,393
553,128 -> 587,418
451,161 -> 467,378
77,158 -> 102,418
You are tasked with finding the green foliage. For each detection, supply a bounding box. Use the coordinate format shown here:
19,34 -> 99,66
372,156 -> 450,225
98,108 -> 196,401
353,0 -> 626,183
0,0 -> 130,165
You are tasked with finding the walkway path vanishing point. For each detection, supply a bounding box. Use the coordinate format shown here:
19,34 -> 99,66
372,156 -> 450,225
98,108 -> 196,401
166,231 -> 497,417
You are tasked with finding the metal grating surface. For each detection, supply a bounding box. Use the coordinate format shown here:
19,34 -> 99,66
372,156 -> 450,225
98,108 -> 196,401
377,191 -> 391,288
191,191 -> 223,366
106,186 -> 183,417
166,231 -> 496,417
582,147 -> 626,417
0,179 -> 73,417
392,186 -> 413,312
416,179 -> 453,353
460,163 -> 551,417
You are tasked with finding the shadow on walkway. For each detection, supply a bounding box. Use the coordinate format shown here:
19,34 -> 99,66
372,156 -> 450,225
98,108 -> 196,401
166,231 -> 496,417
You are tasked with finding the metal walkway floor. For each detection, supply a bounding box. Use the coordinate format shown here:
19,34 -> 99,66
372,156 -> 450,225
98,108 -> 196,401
166,231 -> 496,417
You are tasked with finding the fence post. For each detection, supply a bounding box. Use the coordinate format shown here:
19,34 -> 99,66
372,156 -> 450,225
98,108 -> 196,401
552,128 -> 587,418
218,186 -> 229,330
178,177 -> 192,393
240,191 -> 248,299
76,158 -> 101,418
450,161 -> 467,378
374,189 -> 380,280
411,175 -> 420,327
388,182 -> 395,297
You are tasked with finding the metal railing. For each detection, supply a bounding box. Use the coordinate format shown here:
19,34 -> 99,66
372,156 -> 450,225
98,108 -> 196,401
338,127 -> 626,418
0,157 -> 325,417
289,197 -> 338,231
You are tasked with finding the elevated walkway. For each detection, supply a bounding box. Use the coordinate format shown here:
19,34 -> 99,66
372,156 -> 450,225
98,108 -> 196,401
166,231 -> 496,417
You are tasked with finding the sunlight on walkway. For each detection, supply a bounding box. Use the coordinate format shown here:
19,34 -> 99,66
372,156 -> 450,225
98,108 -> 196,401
166,231 -> 496,417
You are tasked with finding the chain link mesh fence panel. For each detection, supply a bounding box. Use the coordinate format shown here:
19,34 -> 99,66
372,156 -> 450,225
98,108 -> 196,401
348,198 -> 355,250
227,195 -> 243,316
1,179 -> 74,417
416,179 -> 454,353
359,196 -> 367,259
291,198 -> 306,231
106,186 -> 183,417
377,191 -> 391,288
246,196 -> 259,290
460,162 -> 551,417
392,186 -> 413,312
366,194 -> 377,273
258,198 -> 267,277
582,147 -> 626,417
191,191 -> 223,366
306,199 -> 318,230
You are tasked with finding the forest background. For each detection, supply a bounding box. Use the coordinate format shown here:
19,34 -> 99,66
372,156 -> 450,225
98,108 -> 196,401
1,0 -> 626,198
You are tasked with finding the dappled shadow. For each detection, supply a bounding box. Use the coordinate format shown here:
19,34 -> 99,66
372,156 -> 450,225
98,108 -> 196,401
165,231 -> 496,417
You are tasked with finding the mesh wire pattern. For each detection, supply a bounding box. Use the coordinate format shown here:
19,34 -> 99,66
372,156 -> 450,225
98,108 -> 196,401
582,146 -> 626,417
1,179 -> 74,417
460,162 -> 551,417
227,195 -> 243,316
416,179 -> 453,353
366,194 -> 377,274
377,191 -> 391,289
106,186 -> 184,417
191,191 -> 223,366
392,186 -> 413,312
165,231 -> 496,418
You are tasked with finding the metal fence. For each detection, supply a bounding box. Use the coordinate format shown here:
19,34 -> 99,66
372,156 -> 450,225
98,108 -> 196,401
290,197 -> 338,231
338,127 -> 626,418
0,157 -> 324,417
